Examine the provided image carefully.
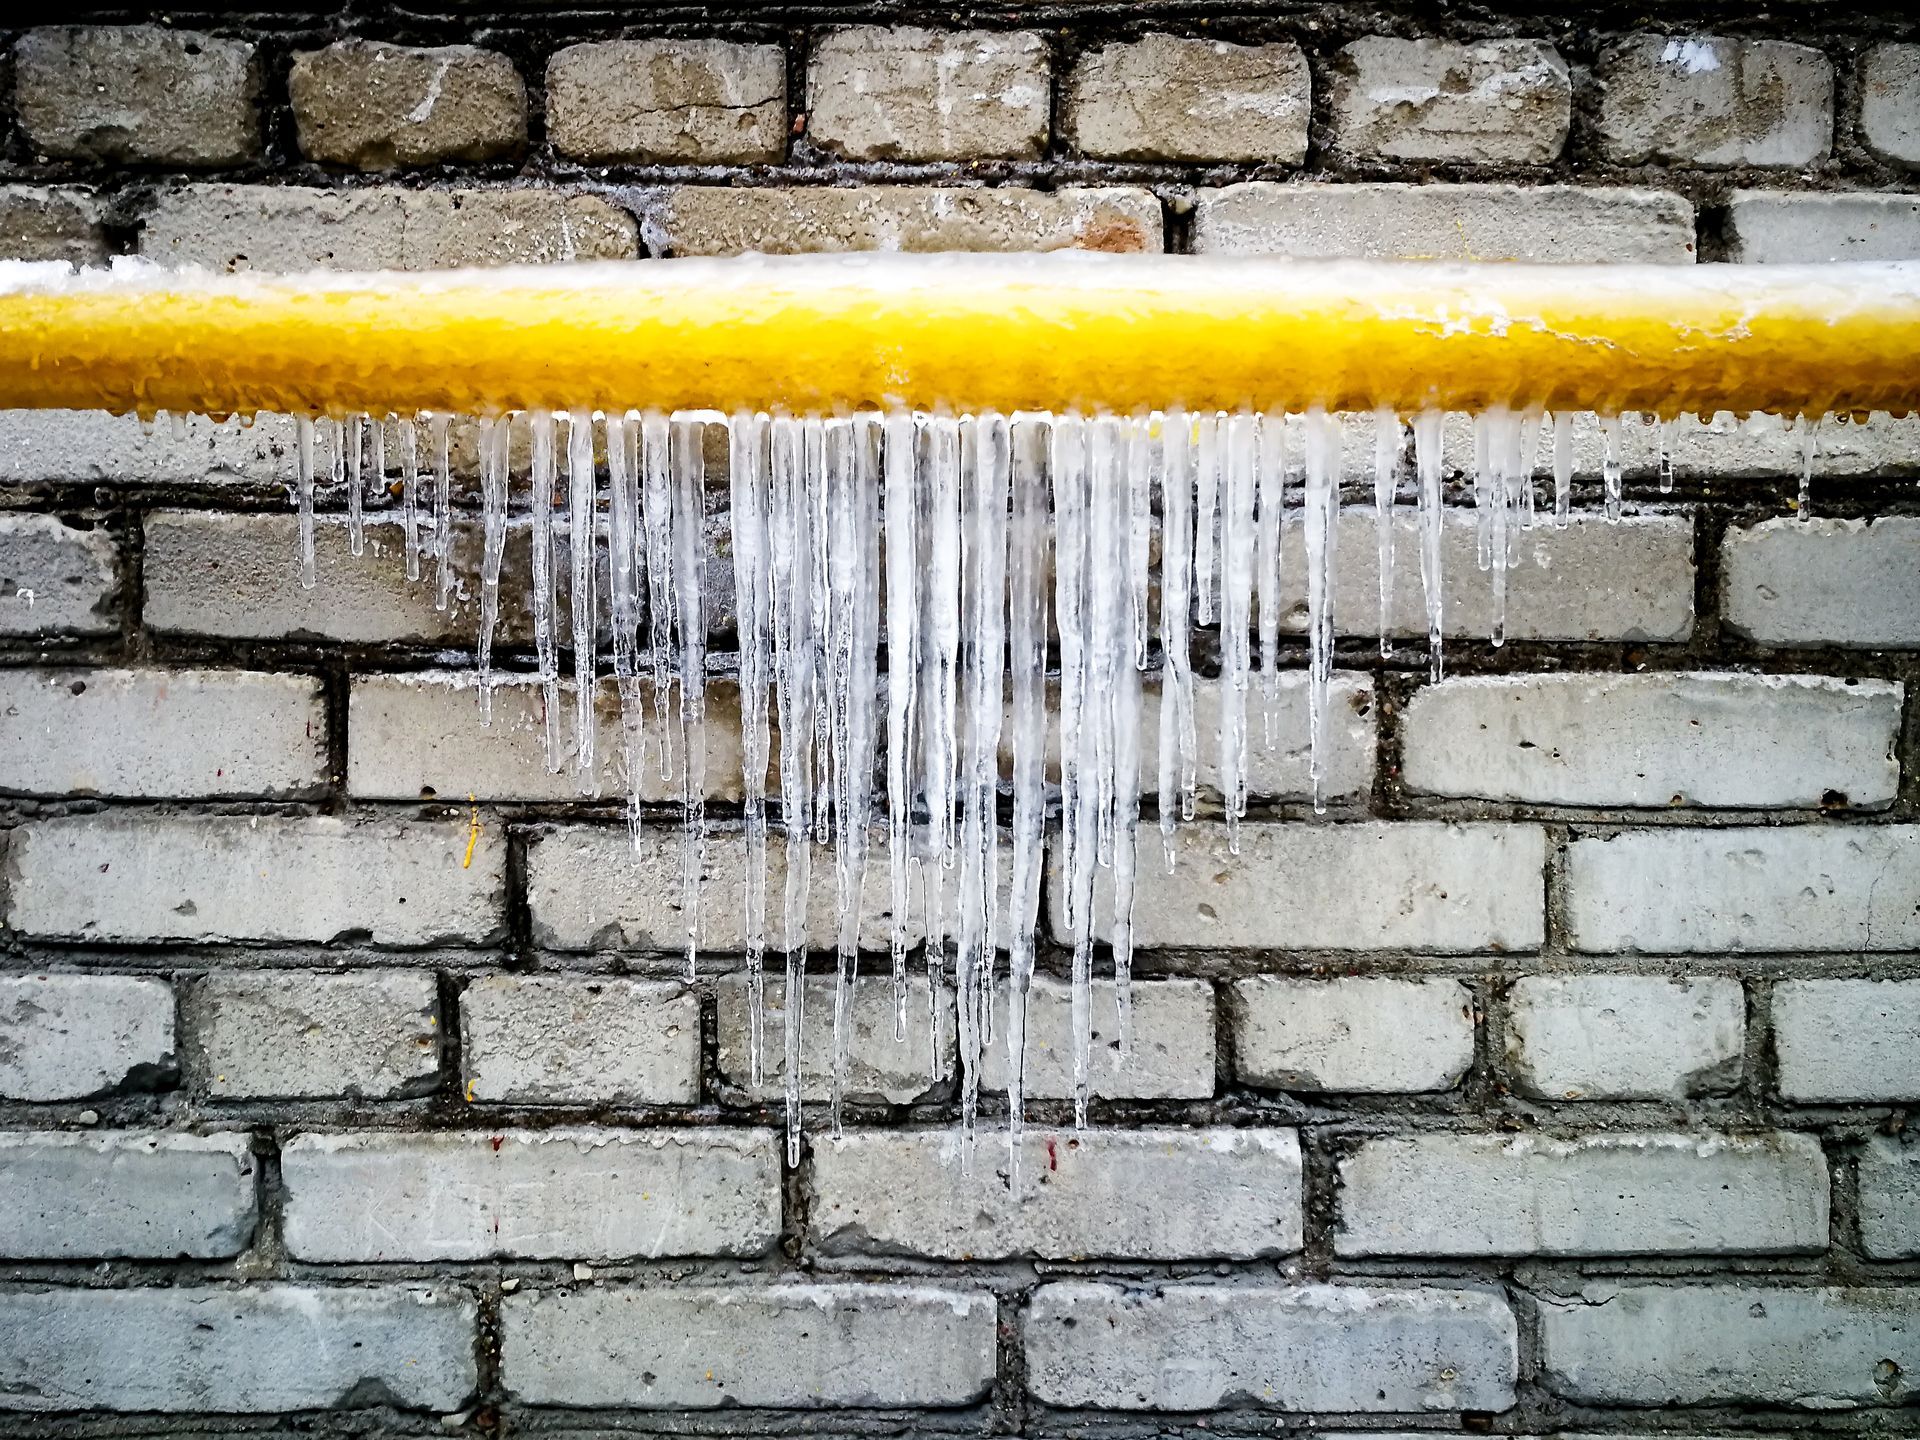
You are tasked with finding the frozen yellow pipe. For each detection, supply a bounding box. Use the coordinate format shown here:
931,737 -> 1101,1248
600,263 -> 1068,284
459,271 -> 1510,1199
0,253 -> 1916,420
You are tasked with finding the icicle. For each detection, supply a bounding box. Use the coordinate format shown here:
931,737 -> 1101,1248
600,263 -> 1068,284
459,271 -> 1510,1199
1089,417 -> 1123,868
1599,414 -> 1624,523
1256,411 -> 1285,726
1005,416 -> 1049,1180
1484,408 -> 1524,649
345,413 -> 366,557
1219,413 -> 1257,854
1373,408 -> 1400,660
640,413 -> 676,780
295,415 -> 317,590
1303,408 -> 1342,815
607,414 -> 646,834
1052,412 -> 1097,1129
400,417 -> 423,581
432,414 -> 454,611
566,410 -> 598,788
1110,418 -> 1144,1055
1795,412 -> 1818,519
1658,416 -> 1676,493
1193,412 -> 1219,625
882,412 -> 921,1041
1518,410 -> 1540,532
729,413 -> 772,1086
1157,410 -> 1197,867
1128,419 -> 1153,669
1473,412 -> 1493,572
672,417 -> 708,981
370,418 -> 388,534
921,415 -> 963,1067
476,415 -> 510,720
1413,411 -> 1445,682
527,412 -> 563,774
1551,410 -> 1573,530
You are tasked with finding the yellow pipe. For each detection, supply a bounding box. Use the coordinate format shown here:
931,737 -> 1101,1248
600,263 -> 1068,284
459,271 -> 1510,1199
0,254 -> 1916,419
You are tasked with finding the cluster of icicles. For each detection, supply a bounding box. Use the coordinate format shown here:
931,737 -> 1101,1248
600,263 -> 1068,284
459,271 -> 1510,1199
271,403 -> 1815,1172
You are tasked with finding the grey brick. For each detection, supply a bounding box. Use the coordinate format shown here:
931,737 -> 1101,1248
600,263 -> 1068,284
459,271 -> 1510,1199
1596,35 -> 1833,167
0,667 -> 327,800
1773,979 -> 1920,1102
807,27 -> 1048,161
461,975 -> 699,1105
1726,191 -> 1920,262
1566,826 -> 1920,954
1026,1281 -> 1517,1411
1193,182 -> 1695,262
1722,516 -> 1920,647
1337,1132 -> 1828,1258
192,970 -> 439,1100
640,184 -> 1162,257
1540,1284 -> 1918,1407
715,972 -> 949,1105
0,409 -> 297,486
1230,977 -> 1473,1094
502,1283 -> 996,1407
1328,38 -> 1570,164
6,815 -> 505,947
1402,673 -> 1902,808
140,184 -> 636,271
0,512 -> 116,637
1060,822 -> 1545,953
812,1127 -> 1300,1261
1862,44 -> 1920,166
1506,975 -> 1744,1101
549,39 -> 786,163
282,1128 -> 777,1262
1859,1137 -> 1920,1259
0,1284 -> 477,1413
291,41 -> 526,169
15,26 -> 260,167
1064,36 -> 1309,164
980,976 -> 1216,1100
0,974 -> 175,1101
0,1130 -> 254,1259
0,185 -> 106,263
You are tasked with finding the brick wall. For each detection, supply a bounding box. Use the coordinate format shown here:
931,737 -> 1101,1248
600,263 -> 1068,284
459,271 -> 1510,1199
2,6 -> 1919,1437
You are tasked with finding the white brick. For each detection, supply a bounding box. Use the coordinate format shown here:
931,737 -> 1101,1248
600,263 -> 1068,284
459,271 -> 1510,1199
1063,822 -> 1545,953
1402,673 -> 1901,808
1722,517 -> 1920,648
461,975 -> 699,1105
1064,36 -> 1309,164
1505,975 -> 1744,1100
1026,1281 -> 1517,1412
0,667 -> 327,800
812,1127 -> 1300,1261
1328,38 -> 1570,164
1566,826 -> 1920,954
0,974 -> 175,1101
1337,1132 -> 1828,1257
1773,979 -> 1920,1102
0,1131 -> 254,1259
0,408 -> 297,485
1193,182 -> 1695,262
715,972 -> 949,1105
1596,36 -> 1833,167
0,512 -> 116,636
1726,191 -> 1920,262
807,28 -> 1048,161
1230,977 -> 1474,1093
0,1285 -> 476,1413
548,39 -> 786,164
502,1283 -> 996,1408
192,970 -> 439,1100
980,976 -> 1216,1100
6,815 -> 504,947
1540,1284 -> 1920,1407
1859,1137 -> 1920,1259
1862,44 -> 1920,165
282,1128 -> 778,1262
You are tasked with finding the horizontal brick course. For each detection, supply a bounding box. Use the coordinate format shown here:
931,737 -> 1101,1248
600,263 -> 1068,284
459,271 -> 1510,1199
1064,36 -> 1309,164
1327,38 -> 1570,165
982,976 -> 1217,1100
1726,190 -> 1920,262
291,41 -> 526,170
548,39 -> 786,164
0,973 -> 176,1101
461,974 -> 700,1105
1721,517 -> 1920,647
191,970 -> 440,1099
1596,36 -> 1833,167
1230,976 -> 1474,1093
0,512 -> 117,636
0,1130 -> 256,1260
1504,975 -> 1744,1101
715,972 -> 949,1104
807,28 -> 1048,161
1773,979 -> 1920,1101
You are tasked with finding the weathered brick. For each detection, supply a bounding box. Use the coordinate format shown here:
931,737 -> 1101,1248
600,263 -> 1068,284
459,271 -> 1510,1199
191,970 -> 439,1100
981,976 -> 1216,1100
640,184 -> 1162,257
461,975 -> 699,1105
1402,673 -> 1902,808
0,185 -> 106,263
1773,979 -> 1920,1102
0,667 -> 327,801
1861,44 -> 1920,165
1859,1137 -> 1920,1258
1726,191 -> 1920,262
813,1127 -> 1300,1261
1064,36 -> 1309,164
502,1283 -> 996,1407
1722,516 -> 1920,647
0,409 -> 299,486
1596,36 -> 1833,167
0,1285 -> 477,1413
0,974 -> 175,1101
0,512 -> 116,637
1566,826 -> 1920,954
283,1128 -> 777,1262
1193,182 -> 1695,262
1026,1282 -> 1517,1411
807,28 -> 1048,161
549,39 -> 786,163
1505,975 -> 1744,1101
716,972 -> 949,1105
140,184 -> 637,271
15,26 -> 260,167
6,815 -> 505,947
1328,38 -> 1570,164
0,1131 -> 254,1259
291,41 -> 526,169
1058,822 -> 1545,952
348,672 -> 745,803
1540,1284 -> 1919,1407
1337,1132 -> 1827,1258
1230,977 -> 1474,1094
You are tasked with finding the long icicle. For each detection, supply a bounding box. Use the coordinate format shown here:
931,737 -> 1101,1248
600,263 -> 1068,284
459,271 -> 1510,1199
642,411 -> 676,780
1374,408 -> 1400,659
400,416 -> 423,582
295,414 -> 317,590
432,413 -> 453,612
1110,418 -> 1146,1054
730,411 -> 772,1088
882,412 -> 921,1042
475,414 -> 509,722
345,413 -> 365,558
921,415 -> 963,1073
528,411 -> 563,773
1220,413 -> 1257,854
1413,409 -> 1445,683
672,416 -> 708,980
1005,414 -> 1049,1183
1158,410 -> 1196,867
1303,407 -> 1342,816
1256,411 -> 1285,733
825,417 -> 860,1135
566,410 -> 598,788
607,413 -> 647,834
1052,412 -> 1097,1129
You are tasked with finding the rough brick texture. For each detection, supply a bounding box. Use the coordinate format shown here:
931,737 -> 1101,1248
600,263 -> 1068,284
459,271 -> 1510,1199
1230,977 -> 1474,1093
1065,37 -> 1309,164
1726,191 -> 1920,262
1596,36 -> 1833,167
1861,44 -> 1920,165
0,1131 -> 256,1259
1772,979 -> 1920,1101
0,186 -> 107,264
461,974 -> 700,1104
0,513 -> 117,635
1504,975 -> 1744,1100
1858,1138 -> 1920,1258
807,28 -> 1048,161
290,42 -> 527,170
190,970 -> 440,1099
549,40 -> 786,163
1327,38 -> 1571,164
1721,516 -> 1920,646
0,974 -> 176,1101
